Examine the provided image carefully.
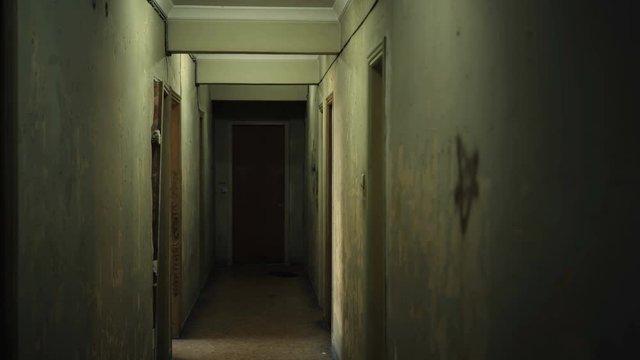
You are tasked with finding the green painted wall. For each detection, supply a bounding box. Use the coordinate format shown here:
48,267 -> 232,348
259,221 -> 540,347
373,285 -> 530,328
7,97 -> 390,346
308,1 -> 389,358
168,19 -> 340,54
210,85 -> 308,102
307,0 -> 640,359
198,57 -> 319,84
180,65 -> 215,325
16,1 -> 214,358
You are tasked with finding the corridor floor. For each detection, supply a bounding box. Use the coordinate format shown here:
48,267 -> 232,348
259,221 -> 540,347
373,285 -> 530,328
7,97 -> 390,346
172,265 -> 332,360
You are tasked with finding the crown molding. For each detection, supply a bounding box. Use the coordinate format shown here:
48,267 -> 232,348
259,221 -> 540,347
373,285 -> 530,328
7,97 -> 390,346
333,0 -> 351,18
151,0 -> 175,17
196,54 -> 319,61
197,55 -> 319,84
168,5 -> 338,22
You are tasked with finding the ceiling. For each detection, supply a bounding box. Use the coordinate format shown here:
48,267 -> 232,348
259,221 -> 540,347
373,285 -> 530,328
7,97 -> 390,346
172,0 -> 335,7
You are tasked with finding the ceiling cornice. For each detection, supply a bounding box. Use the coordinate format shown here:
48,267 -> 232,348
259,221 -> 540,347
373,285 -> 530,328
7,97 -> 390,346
168,5 -> 338,22
152,0 -> 175,16
333,0 -> 351,18
196,54 -> 319,60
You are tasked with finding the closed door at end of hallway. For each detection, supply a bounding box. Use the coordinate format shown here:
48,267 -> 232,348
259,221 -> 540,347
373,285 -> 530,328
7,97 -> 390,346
232,125 -> 285,264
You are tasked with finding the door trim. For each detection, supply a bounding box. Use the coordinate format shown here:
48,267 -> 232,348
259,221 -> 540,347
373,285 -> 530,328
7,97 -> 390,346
323,93 -> 334,327
367,37 -> 388,360
169,92 -> 183,339
228,122 -> 290,265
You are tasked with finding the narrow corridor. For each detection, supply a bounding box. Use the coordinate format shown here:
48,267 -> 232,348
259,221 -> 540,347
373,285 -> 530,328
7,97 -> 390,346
3,0 -> 640,359
172,266 -> 331,360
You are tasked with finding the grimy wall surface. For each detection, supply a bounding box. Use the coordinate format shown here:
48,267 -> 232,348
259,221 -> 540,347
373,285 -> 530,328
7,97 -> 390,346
214,101 -> 307,266
308,0 -> 388,358
307,0 -> 640,359
16,1 -> 214,358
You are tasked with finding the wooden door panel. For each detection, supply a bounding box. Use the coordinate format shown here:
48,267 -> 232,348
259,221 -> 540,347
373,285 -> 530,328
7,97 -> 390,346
232,125 -> 285,264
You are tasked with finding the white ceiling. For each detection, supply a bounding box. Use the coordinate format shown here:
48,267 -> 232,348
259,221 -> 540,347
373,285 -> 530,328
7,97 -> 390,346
172,0 -> 335,7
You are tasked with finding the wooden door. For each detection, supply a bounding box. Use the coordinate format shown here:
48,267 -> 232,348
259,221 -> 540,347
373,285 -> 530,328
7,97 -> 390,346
157,89 -> 173,360
232,125 -> 285,264
170,97 -> 182,338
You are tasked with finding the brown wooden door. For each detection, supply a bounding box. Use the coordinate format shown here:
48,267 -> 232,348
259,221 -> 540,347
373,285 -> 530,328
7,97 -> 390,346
170,97 -> 182,339
232,125 -> 286,264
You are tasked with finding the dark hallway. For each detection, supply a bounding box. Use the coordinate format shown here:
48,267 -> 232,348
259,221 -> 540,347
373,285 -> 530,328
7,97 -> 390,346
172,266 -> 331,360
3,0 -> 640,359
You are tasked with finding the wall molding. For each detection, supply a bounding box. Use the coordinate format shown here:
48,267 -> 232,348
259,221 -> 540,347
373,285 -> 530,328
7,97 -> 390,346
334,0 -> 351,18
168,19 -> 340,54
196,54 -> 319,60
169,5 -> 338,21
149,0 -> 175,19
168,0 -> 351,22
197,55 -> 319,84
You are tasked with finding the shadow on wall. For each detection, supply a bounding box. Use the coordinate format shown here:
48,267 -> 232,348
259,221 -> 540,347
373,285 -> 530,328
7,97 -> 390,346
454,135 -> 479,234
311,140 -> 319,210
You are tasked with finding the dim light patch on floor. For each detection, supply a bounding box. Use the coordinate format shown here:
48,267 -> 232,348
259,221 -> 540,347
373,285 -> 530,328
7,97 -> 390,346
172,265 -> 330,360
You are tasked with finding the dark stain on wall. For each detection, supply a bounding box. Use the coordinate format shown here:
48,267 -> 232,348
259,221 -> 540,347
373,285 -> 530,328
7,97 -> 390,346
454,135 -> 479,234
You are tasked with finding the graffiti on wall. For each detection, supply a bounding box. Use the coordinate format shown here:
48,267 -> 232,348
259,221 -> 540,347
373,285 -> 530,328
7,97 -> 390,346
454,136 -> 479,234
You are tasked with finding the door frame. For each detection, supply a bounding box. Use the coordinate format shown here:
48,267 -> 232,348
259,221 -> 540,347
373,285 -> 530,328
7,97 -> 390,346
323,93 -> 334,327
151,79 -> 165,358
168,90 -> 183,339
366,38 -> 388,359
228,122 -> 290,265
156,84 -> 176,359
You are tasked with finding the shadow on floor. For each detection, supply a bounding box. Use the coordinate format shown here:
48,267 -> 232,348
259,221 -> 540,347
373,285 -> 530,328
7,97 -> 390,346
172,265 -> 331,360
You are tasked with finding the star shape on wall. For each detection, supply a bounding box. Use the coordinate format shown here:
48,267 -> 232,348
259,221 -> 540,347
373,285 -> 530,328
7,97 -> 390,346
454,135 -> 480,234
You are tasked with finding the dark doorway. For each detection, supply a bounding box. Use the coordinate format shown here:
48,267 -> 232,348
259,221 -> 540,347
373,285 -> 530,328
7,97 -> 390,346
324,97 -> 334,328
232,125 -> 286,264
366,42 -> 387,360
2,1 -> 18,359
